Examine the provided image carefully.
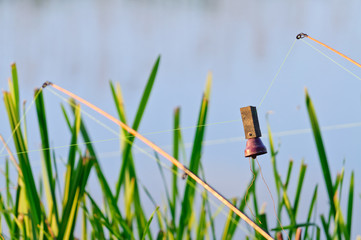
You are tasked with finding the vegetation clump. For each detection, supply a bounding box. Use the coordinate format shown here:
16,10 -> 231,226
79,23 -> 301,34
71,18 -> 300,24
0,61 -> 356,239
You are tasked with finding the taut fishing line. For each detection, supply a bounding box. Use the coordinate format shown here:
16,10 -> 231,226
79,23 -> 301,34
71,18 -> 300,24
298,32 -> 361,69
255,157 -> 289,239
3,34 -> 361,165
2,34 -> 361,161
46,85 -> 256,237
44,82 -> 274,239
13,87 -> 255,236
2,120 -> 361,162
301,39 -> 361,82
240,40 -> 300,239
245,157 -> 260,224
0,135 -> 21,174
0,89 -> 43,157
258,39 -> 297,108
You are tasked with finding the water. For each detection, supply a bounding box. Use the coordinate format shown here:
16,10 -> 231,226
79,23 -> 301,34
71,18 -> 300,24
1,0 -> 361,238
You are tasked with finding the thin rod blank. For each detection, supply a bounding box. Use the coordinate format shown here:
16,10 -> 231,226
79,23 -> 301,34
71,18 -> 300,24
48,82 -> 274,240
306,35 -> 361,69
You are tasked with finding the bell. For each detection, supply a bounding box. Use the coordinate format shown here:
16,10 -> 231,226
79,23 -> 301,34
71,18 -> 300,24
240,106 -> 267,158
244,137 -> 267,159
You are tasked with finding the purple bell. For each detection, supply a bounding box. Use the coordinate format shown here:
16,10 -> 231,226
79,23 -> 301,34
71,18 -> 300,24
240,106 -> 267,159
244,138 -> 267,159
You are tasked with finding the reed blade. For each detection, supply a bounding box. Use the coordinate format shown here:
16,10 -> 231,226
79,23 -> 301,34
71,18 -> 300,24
303,185 -> 318,240
305,89 -> 336,215
34,88 -> 60,229
177,73 -> 211,240
346,171 -> 354,237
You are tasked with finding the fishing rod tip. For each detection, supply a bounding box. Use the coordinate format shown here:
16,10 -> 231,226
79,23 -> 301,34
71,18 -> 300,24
296,33 -> 308,39
42,81 -> 53,88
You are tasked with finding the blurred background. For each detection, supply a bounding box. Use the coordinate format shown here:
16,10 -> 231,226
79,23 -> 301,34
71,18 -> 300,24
1,0 -> 361,238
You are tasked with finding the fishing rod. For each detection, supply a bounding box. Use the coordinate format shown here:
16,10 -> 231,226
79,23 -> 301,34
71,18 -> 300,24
44,82 -> 275,240
297,32 -> 361,69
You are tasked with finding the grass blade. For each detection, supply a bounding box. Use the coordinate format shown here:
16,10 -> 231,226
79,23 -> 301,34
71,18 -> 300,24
73,107 -> 128,235
171,107 -> 181,227
293,161 -> 307,217
34,88 -> 60,229
58,107 -> 94,239
303,185 -> 318,240
86,193 -> 126,239
305,89 -> 335,215
3,91 -> 43,232
115,56 -> 161,200
141,207 -> 159,240
346,171 -> 354,238
112,57 -> 161,239
196,192 -> 207,240
333,191 -> 349,240
320,215 -> 331,240
267,123 -> 281,209
58,154 -> 93,239
5,159 -> 13,208
177,73 -> 212,240
272,223 -> 317,231
284,160 -> 293,190
199,164 -> 216,240
62,102 -> 81,206
82,198 -> 88,240
223,172 -> 257,238
221,198 -> 238,240
0,194 -> 12,232
10,63 -> 20,119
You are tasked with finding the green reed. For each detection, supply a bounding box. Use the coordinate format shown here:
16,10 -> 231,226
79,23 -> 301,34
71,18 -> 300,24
0,61 -> 356,239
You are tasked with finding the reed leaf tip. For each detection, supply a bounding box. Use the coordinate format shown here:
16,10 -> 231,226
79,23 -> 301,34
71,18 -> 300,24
204,72 -> 212,100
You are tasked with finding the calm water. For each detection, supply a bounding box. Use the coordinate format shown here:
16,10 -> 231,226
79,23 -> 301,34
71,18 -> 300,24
1,0 -> 361,238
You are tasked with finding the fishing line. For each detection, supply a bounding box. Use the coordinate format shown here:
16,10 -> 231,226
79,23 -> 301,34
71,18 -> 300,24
0,187 -> 18,193
300,39 -> 361,82
76,98 -> 258,237
0,135 -> 21,174
0,36 -> 309,162
102,37 -> 296,138
129,141 -> 254,237
45,82 -> 274,240
258,39 -> 297,108
255,157 -> 290,240
136,33 -> 361,138
45,83 -> 256,237
311,199 -> 318,239
143,38 -> 298,136
137,119 -> 242,136
1,38 -> 296,151
5,34 -> 360,166
2,85 -> 256,237
247,38 -> 298,235
0,89 -> 43,157
3,119 -> 361,166
47,87 -> 122,136
298,33 -> 361,69
245,157 -> 261,224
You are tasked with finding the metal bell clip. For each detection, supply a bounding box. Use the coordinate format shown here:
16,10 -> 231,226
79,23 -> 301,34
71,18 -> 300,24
240,106 -> 267,159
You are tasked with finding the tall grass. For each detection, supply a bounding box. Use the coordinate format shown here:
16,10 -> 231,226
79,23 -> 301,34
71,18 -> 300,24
0,61 -> 356,239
